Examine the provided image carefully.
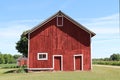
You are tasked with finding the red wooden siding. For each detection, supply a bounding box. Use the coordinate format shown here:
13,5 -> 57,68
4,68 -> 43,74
28,11 -> 95,71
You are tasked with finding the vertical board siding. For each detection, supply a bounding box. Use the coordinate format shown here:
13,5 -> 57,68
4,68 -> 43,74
29,16 -> 91,70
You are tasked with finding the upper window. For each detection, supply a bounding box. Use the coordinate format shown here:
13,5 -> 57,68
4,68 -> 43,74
57,16 -> 63,26
37,53 -> 48,60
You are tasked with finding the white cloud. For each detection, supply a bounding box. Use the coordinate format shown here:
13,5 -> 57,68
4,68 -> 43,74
0,25 -> 27,38
0,19 -> 40,54
92,27 -> 119,34
0,19 -> 41,38
92,13 -> 119,21
76,13 -> 120,58
78,13 -> 119,35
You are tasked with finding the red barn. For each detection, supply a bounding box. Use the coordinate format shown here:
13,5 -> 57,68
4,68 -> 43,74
27,11 -> 95,71
17,56 -> 27,66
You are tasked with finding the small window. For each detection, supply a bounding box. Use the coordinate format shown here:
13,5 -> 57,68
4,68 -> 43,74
37,53 -> 48,60
57,16 -> 63,26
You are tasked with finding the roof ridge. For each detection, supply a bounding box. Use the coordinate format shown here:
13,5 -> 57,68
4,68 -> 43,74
26,11 -> 95,37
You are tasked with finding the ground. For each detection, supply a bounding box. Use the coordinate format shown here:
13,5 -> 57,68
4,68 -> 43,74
0,65 -> 120,80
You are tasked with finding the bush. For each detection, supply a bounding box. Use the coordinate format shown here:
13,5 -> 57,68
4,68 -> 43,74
16,66 -> 27,73
93,61 -> 120,66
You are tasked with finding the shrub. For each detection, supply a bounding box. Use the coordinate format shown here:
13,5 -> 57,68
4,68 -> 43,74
16,66 -> 27,73
93,61 -> 120,66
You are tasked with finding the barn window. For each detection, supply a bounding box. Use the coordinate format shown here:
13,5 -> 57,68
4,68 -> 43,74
37,53 -> 48,60
57,15 -> 63,26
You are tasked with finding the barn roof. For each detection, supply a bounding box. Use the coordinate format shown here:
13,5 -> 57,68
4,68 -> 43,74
27,10 -> 96,37
17,56 -> 27,61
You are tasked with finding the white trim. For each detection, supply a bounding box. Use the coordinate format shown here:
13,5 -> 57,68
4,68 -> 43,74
28,68 -> 53,70
53,55 -> 63,71
90,34 -> 92,70
57,15 -> 63,26
28,55 -> 63,71
73,54 -> 83,71
27,33 -> 30,68
37,53 -> 48,60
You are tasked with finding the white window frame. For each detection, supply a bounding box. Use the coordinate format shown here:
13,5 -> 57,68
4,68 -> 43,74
53,55 -> 63,71
57,15 -> 63,26
37,53 -> 48,60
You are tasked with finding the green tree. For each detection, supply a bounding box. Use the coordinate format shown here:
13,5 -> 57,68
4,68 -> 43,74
7,54 -> 15,63
110,53 -> 120,61
0,53 -> 17,64
0,53 -> 3,64
104,57 -> 110,61
3,54 -> 8,64
13,54 -> 21,60
16,30 -> 29,57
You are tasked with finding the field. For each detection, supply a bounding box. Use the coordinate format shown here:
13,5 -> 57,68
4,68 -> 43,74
0,65 -> 120,80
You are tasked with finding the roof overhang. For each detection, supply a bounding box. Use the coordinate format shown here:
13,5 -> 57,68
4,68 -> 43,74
26,11 -> 96,37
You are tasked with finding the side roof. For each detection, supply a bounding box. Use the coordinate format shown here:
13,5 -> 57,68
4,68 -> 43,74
17,56 -> 27,61
27,10 -> 96,37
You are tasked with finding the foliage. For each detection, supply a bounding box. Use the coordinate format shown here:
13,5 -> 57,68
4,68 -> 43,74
16,30 -> 29,57
93,61 -> 120,66
16,66 -> 27,73
0,53 -> 4,64
93,53 -> 120,61
92,53 -> 120,66
0,53 -> 21,64
13,54 -> 21,60
0,54 -> 15,64
110,53 -> 120,61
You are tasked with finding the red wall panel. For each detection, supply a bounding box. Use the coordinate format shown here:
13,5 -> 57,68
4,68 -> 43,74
29,17 -> 91,71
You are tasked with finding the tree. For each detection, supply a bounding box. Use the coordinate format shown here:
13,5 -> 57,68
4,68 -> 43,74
0,53 -> 4,64
7,54 -> 15,64
16,30 -> 29,57
110,53 -> 120,61
0,53 -> 20,64
13,54 -> 21,60
3,54 -> 8,64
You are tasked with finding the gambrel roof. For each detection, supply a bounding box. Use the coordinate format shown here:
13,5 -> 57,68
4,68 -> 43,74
27,11 -> 96,37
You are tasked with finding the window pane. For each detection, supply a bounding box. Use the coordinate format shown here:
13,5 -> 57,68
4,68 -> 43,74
43,54 -> 46,58
39,55 -> 43,58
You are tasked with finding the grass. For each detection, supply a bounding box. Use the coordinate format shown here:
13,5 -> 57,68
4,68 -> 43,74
0,65 -> 120,80
0,64 -> 17,68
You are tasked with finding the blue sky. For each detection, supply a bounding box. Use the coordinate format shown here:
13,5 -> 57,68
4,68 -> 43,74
0,0 -> 119,58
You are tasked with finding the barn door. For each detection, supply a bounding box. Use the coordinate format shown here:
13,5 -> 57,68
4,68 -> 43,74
75,56 -> 82,70
74,54 -> 83,71
53,55 -> 62,71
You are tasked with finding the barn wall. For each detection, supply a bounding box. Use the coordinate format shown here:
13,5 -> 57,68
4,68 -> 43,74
29,17 -> 91,70
18,59 -> 27,66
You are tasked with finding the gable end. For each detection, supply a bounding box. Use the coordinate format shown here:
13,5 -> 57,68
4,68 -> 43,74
26,11 -> 95,37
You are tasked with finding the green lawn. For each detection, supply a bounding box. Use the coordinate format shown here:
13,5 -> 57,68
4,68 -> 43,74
0,64 -> 17,68
0,65 -> 120,80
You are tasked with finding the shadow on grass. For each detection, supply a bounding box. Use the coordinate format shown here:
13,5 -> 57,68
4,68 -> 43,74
3,70 -> 16,74
3,69 -> 28,74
